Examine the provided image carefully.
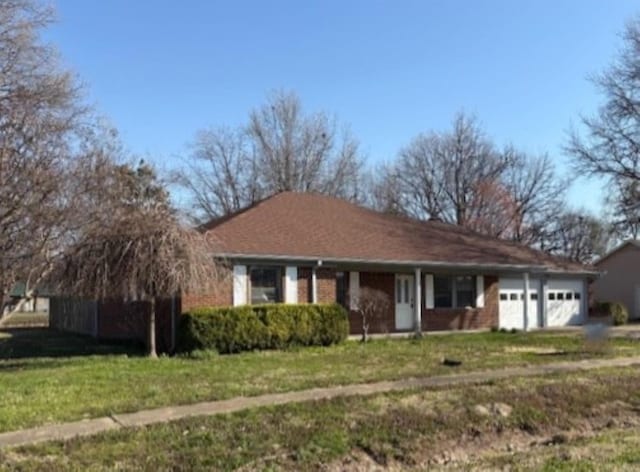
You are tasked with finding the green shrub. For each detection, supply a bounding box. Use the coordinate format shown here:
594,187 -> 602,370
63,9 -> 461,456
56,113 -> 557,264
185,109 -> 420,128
594,301 -> 629,326
177,303 -> 349,354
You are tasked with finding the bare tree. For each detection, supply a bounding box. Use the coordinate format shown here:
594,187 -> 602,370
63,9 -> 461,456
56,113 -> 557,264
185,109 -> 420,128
174,127 -> 262,223
53,162 -> 224,357
0,0 -> 86,311
567,17 -> 640,239
373,115 -> 568,251
352,287 -> 390,342
376,113 -> 512,226
545,211 -> 609,263
500,149 -> 568,246
176,91 -> 365,222
605,178 -> 640,239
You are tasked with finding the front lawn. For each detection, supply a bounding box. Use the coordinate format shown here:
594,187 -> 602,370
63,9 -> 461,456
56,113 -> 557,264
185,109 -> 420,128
0,327 -> 639,433
3,367 -> 640,470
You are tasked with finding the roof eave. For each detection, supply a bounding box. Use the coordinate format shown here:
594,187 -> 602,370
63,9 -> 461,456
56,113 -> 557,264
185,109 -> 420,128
216,252 -> 597,276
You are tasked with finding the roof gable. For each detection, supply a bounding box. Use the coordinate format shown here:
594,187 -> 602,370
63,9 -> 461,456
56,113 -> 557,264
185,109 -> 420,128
595,240 -> 640,267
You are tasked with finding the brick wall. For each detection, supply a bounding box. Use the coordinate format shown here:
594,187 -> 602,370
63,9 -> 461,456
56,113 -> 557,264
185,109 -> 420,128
181,268 -> 233,312
348,272 -> 395,335
298,267 -> 311,303
422,275 -> 499,331
296,267 -> 336,304
316,268 -> 336,303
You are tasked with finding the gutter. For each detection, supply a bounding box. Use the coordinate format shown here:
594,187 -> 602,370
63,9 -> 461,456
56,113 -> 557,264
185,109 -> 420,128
215,253 -> 599,277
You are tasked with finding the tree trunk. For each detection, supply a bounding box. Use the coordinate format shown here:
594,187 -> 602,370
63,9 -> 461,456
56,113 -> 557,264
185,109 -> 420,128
148,296 -> 158,358
361,315 -> 368,343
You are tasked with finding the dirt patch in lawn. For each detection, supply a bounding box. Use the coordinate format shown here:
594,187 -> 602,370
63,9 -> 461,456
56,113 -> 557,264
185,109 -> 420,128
504,346 -> 567,355
323,380 -> 640,471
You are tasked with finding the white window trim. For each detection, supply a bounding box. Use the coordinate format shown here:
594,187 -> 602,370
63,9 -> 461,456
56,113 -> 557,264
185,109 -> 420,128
476,275 -> 485,308
349,271 -> 360,309
233,265 -> 247,306
284,266 -> 298,303
425,274 -> 435,309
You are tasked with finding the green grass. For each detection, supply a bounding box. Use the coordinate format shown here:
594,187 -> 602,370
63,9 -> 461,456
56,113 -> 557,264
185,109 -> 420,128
0,327 -> 639,433
3,367 -> 640,471
0,312 -> 48,328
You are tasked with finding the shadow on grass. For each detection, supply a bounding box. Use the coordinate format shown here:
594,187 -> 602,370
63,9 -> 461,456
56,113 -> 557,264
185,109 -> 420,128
0,327 -> 144,363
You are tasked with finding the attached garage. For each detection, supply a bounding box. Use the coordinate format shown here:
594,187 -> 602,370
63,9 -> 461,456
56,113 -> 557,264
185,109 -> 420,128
498,278 -> 540,330
499,277 -> 586,329
546,279 -> 584,327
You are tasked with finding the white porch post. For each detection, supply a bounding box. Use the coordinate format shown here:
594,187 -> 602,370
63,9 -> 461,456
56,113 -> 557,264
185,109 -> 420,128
523,272 -> 530,331
414,268 -> 422,335
541,277 -> 549,328
311,267 -> 318,303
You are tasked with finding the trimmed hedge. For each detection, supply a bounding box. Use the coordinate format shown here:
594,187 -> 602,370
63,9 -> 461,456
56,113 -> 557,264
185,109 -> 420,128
177,303 -> 349,354
594,301 -> 629,326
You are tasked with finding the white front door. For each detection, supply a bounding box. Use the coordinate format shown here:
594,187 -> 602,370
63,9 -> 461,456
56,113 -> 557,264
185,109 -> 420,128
395,274 -> 414,331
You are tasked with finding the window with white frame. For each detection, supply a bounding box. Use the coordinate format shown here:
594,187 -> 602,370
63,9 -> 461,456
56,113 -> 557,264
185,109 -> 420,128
249,266 -> 282,304
433,275 -> 477,308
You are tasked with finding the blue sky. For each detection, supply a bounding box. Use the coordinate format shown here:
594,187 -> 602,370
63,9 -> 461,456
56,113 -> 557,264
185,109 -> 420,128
47,0 -> 639,213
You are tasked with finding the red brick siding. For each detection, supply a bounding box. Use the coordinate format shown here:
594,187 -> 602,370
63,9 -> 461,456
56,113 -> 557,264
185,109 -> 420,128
348,272 -> 395,335
422,275 -> 499,331
316,268 -> 336,303
180,268 -> 233,312
298,267 -> 311,303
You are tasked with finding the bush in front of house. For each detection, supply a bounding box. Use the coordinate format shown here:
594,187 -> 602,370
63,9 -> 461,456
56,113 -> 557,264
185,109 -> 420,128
177,303 -> 349,354
594,301 -> 629,326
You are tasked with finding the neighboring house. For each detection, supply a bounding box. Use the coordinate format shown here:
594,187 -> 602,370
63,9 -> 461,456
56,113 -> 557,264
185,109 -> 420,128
593,240 -> 640,320
3,282 -> 52,315
185,192 -> 595,333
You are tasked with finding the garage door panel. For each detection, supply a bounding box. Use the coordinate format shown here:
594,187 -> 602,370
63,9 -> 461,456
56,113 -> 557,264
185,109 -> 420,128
546,279 -> 584,327
498,278 -> 540,330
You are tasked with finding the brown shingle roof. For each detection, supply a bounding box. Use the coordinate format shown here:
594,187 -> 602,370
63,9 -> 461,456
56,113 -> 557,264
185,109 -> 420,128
205,192 -> 592,273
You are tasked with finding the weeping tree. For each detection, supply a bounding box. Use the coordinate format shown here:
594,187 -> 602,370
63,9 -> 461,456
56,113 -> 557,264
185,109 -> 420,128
53,162 -> 224,357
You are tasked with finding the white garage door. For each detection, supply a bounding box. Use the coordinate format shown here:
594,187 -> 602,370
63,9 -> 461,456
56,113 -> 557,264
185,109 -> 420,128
499,278 -> 539,330
546,279 -> 584,327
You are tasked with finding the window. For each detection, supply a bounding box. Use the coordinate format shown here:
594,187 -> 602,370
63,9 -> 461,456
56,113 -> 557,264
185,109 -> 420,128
434,276 -> 453,308
456,276 -> 475,307
396,279 -> 402,303
249,266 -> 281,304
500,293 -> 508,301
531,293 -> 538,301
336,272 -> 347,308
510,293 -> 518,301
433,275 -> 477,308
549,293 -> 556,300
404,279 -> 410,303
557,292 -> 565,300
566,292 -> 573,300
574,292 -> 581,300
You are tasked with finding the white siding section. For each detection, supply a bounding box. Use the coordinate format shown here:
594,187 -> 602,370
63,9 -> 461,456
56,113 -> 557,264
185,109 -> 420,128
232,265 -> 247,306
476,275 -> 485,308
349,271 -> 360,309
425,274 -> 435,309
285,266 -> 298,303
